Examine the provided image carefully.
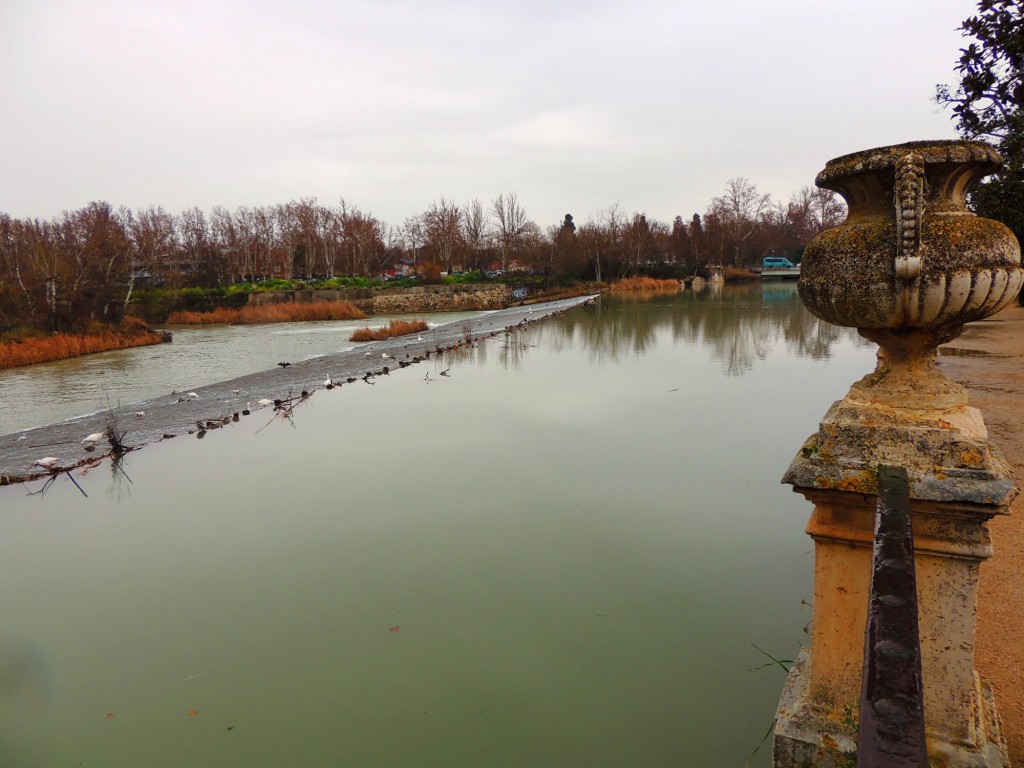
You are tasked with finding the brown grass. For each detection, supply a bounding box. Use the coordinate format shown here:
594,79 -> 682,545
724,267 -> 758,282
0,328 -> 167,369
610,277 -> 681,292
166,301 -> 368,325
350,319 -> 429,342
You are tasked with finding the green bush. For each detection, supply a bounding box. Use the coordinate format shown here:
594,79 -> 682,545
445,271 -> 484,284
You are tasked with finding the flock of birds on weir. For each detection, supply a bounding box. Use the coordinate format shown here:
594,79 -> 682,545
24,308 -> 550,477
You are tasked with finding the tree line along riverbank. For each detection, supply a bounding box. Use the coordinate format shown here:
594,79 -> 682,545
0,279 -> 598,369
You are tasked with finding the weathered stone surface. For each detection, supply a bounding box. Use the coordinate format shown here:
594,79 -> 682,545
782,400 -> 1019,506
247,283 -> 512,314
775,650 -> 1009,768
801,140 -> 1022,335
777,140 -> 1020,768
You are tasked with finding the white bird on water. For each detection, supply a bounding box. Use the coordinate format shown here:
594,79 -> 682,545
135,410 -> 145,418
33,457 -> 60,470
258,398 -> 274,407
188,392 -> 199,399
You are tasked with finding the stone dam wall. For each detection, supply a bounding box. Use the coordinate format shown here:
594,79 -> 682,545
246,284 -> 512,314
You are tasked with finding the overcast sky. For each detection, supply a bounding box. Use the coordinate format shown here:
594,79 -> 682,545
1,0 -> 976,230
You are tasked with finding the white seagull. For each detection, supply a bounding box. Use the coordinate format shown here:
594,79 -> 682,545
33,457 -> 61,470
82,431 -> 105,449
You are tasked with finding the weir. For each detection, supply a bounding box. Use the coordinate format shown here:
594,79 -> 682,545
0,295 -> 597,484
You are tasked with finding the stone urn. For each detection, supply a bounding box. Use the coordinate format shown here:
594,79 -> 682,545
786,139 -> 1023,500
799,139 -> 1023,417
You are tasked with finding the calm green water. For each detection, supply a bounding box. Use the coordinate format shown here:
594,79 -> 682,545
0,284 -> 873,767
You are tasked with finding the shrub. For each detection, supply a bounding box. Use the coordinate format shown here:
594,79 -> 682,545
167,301 -> 368,324
610,277 -> 681,292
0,323 -> 167,369
350,319 -> 429,342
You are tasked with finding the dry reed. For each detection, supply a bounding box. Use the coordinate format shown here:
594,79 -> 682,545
167,301 -> 368,325
0,330 -> 167,369
610,277 -> 681,292
350,319 -> 429,342
724,267 -> 758,282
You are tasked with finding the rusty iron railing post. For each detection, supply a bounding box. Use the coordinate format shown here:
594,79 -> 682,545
857,465 -> 928,767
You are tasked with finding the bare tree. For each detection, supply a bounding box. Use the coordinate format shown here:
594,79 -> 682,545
577,215 -> 614,284
401,215 -> 425,271
490,191 -> 530,273
809,187 -> 846,233
130,206 -> 176,286
339,200 -> 383,276
708,177 -> 771,267
422,197 -> 463,273
461,198 -> 490,272
621,213 -> 654,276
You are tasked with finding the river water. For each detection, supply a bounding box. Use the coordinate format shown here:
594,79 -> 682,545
0,284 -> 874,767
0,310 -> 488,435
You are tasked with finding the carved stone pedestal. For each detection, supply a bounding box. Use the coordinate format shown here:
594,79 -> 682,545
774,448 -> 1013,767
774,141 -> 1022,767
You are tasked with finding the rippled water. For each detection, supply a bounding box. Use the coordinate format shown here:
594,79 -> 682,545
0,284 -> 874,767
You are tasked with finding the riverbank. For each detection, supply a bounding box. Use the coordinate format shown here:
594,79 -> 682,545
244,281 -> 596,315
0,325 -> 170,369
166,300 -> 367,324
939,302 -> 1024,765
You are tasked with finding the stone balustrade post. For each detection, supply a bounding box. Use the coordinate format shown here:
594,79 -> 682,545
773,141 -> 1022,768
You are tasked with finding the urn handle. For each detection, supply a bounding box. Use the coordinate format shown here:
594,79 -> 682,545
894,151 -> 924,281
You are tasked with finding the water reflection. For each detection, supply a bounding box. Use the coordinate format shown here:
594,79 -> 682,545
508,284 -> 863,375
0,289 -> 878,768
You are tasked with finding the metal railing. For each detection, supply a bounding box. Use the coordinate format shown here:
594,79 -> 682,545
856,465 -> 928,767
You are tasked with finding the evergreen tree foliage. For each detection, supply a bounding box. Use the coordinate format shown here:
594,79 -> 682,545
937,0 -> 1024,269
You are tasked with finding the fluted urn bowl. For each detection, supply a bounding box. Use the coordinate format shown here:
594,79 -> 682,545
799,140 -> 1022,342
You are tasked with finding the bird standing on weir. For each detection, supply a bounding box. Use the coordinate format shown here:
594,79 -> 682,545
82,432 -> 105,450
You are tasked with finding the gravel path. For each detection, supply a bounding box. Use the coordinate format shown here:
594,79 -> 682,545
939,302 -> 1024,764
0,295 -> 597,484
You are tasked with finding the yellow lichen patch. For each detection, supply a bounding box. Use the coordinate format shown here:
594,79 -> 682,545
837,477 -> 864,492
821,734 -> 839,750
958,447 -> 985,468
815,476 -> 834,489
